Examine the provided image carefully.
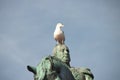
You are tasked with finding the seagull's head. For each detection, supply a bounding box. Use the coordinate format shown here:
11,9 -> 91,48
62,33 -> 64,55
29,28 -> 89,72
56,23 -> 64,28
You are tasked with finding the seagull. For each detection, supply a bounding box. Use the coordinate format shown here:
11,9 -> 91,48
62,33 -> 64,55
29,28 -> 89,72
54,23 -> 65,44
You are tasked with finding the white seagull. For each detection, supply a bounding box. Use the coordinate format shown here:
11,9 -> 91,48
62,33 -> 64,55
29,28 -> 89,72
54,23 -> 65,44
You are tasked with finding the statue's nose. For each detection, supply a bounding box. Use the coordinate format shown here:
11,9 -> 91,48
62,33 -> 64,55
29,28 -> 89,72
64,50 -> 67,53
64,50 -> 69,55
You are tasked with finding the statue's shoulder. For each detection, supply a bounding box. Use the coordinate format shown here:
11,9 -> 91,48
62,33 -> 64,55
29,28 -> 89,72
70,67 -> 94,79
70,67 -> 85,80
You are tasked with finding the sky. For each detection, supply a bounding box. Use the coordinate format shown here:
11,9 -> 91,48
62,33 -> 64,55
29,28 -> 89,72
0,0 -> 120,80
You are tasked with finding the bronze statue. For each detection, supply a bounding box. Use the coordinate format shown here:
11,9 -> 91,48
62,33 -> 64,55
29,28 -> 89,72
27,44 -> 94,80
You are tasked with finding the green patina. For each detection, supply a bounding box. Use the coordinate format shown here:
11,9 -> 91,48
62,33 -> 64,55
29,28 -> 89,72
27,44 -> 94,80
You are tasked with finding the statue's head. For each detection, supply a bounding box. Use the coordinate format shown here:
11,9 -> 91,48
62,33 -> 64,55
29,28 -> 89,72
53,44 -> 71,67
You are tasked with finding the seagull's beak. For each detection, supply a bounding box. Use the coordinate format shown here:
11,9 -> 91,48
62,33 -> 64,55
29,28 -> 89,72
61,24 -> 64,27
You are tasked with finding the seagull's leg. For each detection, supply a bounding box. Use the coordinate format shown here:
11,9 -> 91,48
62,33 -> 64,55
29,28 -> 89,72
57,41 -> 59,44
62,40 -> 64,44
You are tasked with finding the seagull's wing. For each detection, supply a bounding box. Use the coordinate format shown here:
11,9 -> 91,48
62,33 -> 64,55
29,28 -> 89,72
62,31 -> 65,41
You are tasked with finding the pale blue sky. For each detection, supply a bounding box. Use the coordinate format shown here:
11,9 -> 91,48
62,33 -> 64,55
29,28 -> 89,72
0,0 -> 120,80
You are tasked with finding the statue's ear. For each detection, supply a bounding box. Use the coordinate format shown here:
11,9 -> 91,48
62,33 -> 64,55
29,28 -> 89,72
27,65 -> 36,74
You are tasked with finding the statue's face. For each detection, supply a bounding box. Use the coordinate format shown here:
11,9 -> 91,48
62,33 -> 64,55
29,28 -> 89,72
54,45 -> 70,63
